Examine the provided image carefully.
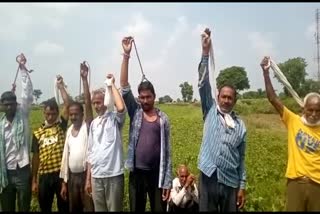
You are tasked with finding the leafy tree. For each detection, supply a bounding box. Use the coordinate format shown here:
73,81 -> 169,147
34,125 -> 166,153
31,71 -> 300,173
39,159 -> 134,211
179,82 -> 193,102
216,66 -> 250,91
276,57 -> 307,96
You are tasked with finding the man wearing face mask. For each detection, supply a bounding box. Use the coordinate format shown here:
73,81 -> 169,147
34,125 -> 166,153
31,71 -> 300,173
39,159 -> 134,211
197,28 -> 247,212
31,75 -> 70,212
261,56 -> 320,211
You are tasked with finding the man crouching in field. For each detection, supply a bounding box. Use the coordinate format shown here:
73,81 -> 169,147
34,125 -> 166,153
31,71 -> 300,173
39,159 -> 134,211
261,56 -> 320,211
197,28 -> 247,212
31,75 -> 70,212
59,62 -> 94,212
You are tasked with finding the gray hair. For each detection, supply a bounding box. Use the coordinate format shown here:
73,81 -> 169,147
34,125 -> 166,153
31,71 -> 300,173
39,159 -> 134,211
303,92 -> 320,107
91,87 -> 105,100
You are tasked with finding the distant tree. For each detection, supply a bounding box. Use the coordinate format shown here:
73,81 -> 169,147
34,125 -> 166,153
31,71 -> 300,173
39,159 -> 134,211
216,66 -> 250,91
179,82 -> 193,102
159,95 -> 173,104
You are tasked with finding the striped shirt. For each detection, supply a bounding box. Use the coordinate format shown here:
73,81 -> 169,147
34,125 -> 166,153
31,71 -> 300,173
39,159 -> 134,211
197,56 -> 247,189
121,85 -> 172,189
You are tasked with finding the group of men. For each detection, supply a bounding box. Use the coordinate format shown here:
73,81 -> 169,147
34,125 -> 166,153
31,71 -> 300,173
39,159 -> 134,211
0,28 -> 319,212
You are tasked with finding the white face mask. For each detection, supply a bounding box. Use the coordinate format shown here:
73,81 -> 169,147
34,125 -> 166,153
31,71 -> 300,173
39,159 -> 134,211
300,115 -> 320,127
217,105 -> 235,129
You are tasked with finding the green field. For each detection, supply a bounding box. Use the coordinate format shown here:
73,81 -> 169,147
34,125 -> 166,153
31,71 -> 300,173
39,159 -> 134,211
29,101 -> 289,212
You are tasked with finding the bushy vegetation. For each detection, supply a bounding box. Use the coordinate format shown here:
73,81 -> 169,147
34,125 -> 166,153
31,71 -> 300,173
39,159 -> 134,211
28,101 -> 291,211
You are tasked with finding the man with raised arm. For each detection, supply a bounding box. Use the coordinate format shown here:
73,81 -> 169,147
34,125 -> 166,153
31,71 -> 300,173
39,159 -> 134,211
120,36 -> 172,212
261,56 -> 320,211
0,54 -> 33,211
84,74 -> 126,212
197,28 -> 247,212
31,75 -> 70,212
59,62 -> 94,212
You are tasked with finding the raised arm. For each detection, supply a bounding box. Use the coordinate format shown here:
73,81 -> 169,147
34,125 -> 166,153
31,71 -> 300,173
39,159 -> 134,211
120,36 -> 138,119
18,55 -> 34,114
261,57 -> 284,117
198,28 -> 214,120
80,63 -> 93,126
56,75 -> 70,121
107,74 -> 125,113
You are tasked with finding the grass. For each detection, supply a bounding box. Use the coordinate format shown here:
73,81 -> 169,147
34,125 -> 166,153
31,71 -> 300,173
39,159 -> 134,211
28,102 -> 289,211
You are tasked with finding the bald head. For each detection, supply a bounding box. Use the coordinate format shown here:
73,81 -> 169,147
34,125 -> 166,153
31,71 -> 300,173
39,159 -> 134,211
303,92 -> 320,125
177,165 -> 189,175
177,165 -> 190,186
304,92 -> 320,107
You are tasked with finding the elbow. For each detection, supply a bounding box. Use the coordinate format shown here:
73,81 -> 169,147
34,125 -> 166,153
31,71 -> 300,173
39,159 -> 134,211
117,106 -> 125,113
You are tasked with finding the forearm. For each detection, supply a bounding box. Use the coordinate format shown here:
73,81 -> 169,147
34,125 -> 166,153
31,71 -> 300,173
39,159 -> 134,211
112,84 -> 125,113
82,77 -> 93,124
32,153 -> 39,182
198,56 -> 213,119
263,72 -> 278,103
86,162 -> 92,183
58,86 -> 70,120
263,71 -> 283,115
120,56 -> 130,87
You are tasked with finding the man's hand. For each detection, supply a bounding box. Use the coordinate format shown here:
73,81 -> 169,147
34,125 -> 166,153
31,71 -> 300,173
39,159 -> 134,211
162,188 -> 170,202
56,75 -> 65,89
122,36 -> 134,55
11,84 -> 16,93
201,28 -> 211,56
60,182 -> 68,201
80,62 -> 89,78
85,179 -> 92,197
237,189 -> 246,209
106,74 -> 115,85
260,56 -> 271,73
185,174 -> 195,188
32,179 -> 38,194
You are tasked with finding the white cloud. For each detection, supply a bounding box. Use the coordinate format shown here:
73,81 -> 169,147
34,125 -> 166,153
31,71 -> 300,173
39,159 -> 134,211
112,13 -> 152,46
33,41 -> 65,56
248,31 -> 276,58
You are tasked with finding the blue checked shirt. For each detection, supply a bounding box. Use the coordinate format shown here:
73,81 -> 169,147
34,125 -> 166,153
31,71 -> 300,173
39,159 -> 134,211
198,56 -> 247,189
121,85 -> 172,189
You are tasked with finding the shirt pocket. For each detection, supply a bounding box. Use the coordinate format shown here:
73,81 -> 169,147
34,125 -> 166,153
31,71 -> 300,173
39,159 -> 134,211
104,124 -> 115,143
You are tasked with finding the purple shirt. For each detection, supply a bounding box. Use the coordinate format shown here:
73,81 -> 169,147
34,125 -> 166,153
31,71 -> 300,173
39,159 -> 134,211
135,117 -> 161,170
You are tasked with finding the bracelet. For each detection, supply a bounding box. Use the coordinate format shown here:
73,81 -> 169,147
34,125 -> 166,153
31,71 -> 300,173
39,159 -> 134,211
122,53 -> 130,58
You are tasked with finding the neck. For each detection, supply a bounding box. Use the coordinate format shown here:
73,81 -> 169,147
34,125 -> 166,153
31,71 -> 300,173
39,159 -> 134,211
6,114 -> 15,123
73,122 -> 82,130
144,108 -> 156,115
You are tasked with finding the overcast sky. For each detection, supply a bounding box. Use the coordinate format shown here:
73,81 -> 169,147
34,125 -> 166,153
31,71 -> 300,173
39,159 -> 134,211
1,3 -> 320,103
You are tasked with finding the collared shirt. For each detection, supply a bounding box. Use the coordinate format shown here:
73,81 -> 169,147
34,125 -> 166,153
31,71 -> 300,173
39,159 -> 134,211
170,177 -> 199,208
3,69 -> 33,170
121,85 -> 172,189
87,110 -> 126,178
198,55 -> 247,189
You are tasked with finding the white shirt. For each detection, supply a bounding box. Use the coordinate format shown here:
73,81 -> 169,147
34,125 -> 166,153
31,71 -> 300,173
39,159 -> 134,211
87,110 -> 126,178
170,177 -> 199,208
3,69 -> 33,170
68,132 -> 87,173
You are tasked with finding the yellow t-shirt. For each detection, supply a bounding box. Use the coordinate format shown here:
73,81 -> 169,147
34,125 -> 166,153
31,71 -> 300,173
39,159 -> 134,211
282,106 -> 320,184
